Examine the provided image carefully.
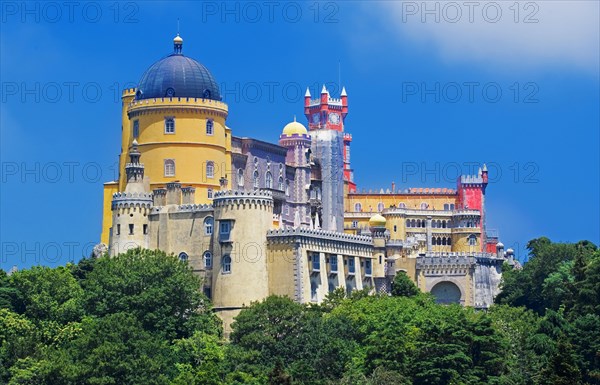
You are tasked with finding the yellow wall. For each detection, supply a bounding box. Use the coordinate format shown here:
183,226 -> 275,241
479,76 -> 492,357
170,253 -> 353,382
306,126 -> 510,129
100,182 -> 119,245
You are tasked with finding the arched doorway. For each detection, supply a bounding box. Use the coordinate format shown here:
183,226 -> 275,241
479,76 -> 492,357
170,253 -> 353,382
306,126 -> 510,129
430,281 -> 462,304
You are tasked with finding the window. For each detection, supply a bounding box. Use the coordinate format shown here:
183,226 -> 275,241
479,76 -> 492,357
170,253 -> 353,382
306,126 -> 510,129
116,224 -> 120,235
207,188 -> 213,199
179,252 -> 188,262
330,255 -> 338,272
450,204 -> 455,210
164,117 -> 175,134
266,172 -> 273,188
443,203 -> 449,210
329,283 -> 335,293
354,203 -> 362,212
220,221 -> 231,241
278,176 -> 284,191
203,251 -> 212,268
206,119 -> 214,135
222,255 -> 231,273
143,224 -> 148,234
311,281 -> 317,301
237,169 -> 244,187
379,255 -> 382,264
365,260 -> 372,275
133,120 -> 139,138
398,203 -> 406,208
348,258 -> 355,274
393,225 -> 397,232
411,219 -> 416,227
285,180 -> 290,196
206,161 -> 214,178
164,159 -> 175,177
432,221 -> 437,228
128,224 -> 134,235
377,202 -> 385,212
468,235 -> 477,246
406,219 -> 411,228
420,202 -> 428,210
204,217 -> 213,235
311,253 -> 320,271
253,171 -> 259,188
352,220 -> 358,228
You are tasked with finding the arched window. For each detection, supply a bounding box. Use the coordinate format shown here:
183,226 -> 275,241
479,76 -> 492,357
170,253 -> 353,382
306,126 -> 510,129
442,238 -> 447,246
377,202 -> 385,212
206,119 -> 214,135
278,176 -> 284,191
203,251 -> 212,268
355,203 -> 362,212
266,172 -> 273,188
442,220 -> 447,228
179,252 -> 188,262
164,159 -> 175,177
237,169 -> 244,187
207,188 -> 213,199
398,203 -> 406,208
411,219 -> 416,227
420,202 -> 428,210
432,220 -> 437,228
204,217 -> 213,235
437,237 -> 442,245
437,220 -> 442,228
253,171 -> 260,188
406,219 -> 411,227
206,161 -> 214,179
222,255 -> 231,273
468,234 -> 477,246
443,203 -> 449,210
447,237 -> 452,246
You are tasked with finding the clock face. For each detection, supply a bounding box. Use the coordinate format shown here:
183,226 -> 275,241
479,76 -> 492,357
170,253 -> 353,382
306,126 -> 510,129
328,113 -> 340,124
312,113 -> 320,124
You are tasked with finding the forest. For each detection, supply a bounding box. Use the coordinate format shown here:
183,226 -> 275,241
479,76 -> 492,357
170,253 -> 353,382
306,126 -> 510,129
0,237 -> 598,385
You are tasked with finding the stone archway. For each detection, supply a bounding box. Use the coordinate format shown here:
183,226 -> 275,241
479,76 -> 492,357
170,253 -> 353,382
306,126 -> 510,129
430,281 -> 462,304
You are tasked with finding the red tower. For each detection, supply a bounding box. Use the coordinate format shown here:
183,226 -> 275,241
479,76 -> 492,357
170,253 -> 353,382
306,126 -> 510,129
304,85 -> 355,192
456,165 -> 489,251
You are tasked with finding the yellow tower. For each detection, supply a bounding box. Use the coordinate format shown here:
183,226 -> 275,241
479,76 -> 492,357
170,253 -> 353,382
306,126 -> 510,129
101,35 -> 231,245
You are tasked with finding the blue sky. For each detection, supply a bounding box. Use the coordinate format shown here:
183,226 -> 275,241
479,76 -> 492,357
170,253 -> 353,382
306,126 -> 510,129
1,1 -> 599,269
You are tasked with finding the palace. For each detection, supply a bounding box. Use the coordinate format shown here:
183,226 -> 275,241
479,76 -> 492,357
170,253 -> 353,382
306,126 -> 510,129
99,35 -> 514,333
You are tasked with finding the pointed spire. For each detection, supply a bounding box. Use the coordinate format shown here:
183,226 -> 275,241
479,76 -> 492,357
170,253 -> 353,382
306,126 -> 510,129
478,167 -> 482,176
305,87 -> 311,97
341,86 -> 347,96
321,84 -> 328,94
293,115 -> 296,122
482,163 -> 488,172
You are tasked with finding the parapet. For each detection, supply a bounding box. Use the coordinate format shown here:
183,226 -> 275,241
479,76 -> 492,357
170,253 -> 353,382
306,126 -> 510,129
213,189 -> 273,208
111,192 -> 153,210
127,96 -> 229,118
267,227 -> 373,246
153,188 -> 167,206
459,175 -> 484,185
166,182 -> 182,205
181,187 -> 196,204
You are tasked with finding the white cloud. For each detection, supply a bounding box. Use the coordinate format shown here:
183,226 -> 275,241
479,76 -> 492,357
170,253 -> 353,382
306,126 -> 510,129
371,1 -> 599,75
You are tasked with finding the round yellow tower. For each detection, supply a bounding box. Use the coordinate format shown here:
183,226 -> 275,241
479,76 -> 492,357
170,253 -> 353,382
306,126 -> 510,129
118,34 -> 231,204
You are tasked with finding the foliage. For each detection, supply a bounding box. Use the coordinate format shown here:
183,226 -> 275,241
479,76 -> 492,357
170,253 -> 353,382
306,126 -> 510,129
1,239 -> 599,384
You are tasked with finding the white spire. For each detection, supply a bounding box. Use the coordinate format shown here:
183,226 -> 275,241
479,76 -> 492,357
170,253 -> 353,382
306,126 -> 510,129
321,84 -> 328,94
482,163 -> 488,172
305,87 -> 311,97
341,86 -> 347,96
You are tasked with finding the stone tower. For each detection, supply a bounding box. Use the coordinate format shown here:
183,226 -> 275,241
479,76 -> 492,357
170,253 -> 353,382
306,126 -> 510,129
304,85 -> 349,232
279,118 -> 312,228
210,190 -> 274,334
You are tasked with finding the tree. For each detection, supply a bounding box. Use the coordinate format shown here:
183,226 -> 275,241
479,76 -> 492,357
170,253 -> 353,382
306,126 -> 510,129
8,265 -> 84,325
391,272 -> 420,298
82,248 -> 220,339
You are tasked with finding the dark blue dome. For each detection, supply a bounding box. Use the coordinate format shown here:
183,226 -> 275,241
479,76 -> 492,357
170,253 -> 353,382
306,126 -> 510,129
135,50 -> 221,101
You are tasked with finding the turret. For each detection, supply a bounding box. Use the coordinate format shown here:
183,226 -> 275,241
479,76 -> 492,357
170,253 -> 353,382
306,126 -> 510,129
109,141 -> 152,256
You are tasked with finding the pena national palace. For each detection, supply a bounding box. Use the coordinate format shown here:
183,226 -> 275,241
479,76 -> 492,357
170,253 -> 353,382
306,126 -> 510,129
99,35 -> 515,332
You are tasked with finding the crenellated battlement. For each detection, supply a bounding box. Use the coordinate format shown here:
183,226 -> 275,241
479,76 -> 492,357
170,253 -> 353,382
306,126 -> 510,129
459,175 -> 484,185
213,189 -> 273,208
122,88 -> 136,97
111,192 -> 153,210
127,96 -> 228,118
267,227 -> 373,245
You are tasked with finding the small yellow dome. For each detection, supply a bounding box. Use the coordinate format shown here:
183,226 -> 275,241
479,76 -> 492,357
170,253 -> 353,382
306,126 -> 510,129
282,117 -> 308,136
174,34 -> 183,43
369,213 -> 386,228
